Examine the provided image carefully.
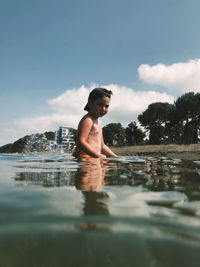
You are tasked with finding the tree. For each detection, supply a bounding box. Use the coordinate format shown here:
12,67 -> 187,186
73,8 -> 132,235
103,123 -> 125,146
165,106 -> 184,144
125,122 -> 145,145
0,143 -> 13,153
138,102 -> 174,144
175,92 -> 200,144
44,131 -> 55,140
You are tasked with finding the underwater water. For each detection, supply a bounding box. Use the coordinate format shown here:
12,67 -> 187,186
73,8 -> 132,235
1,152 -> 200,267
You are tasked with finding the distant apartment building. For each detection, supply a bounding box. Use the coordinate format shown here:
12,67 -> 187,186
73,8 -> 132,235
53,126 -> 75,149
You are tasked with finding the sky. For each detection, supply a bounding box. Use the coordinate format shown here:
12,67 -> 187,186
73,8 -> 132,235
1,0 -> 200,146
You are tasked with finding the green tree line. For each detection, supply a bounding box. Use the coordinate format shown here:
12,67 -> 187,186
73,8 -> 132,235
103,92 -> 200,146
138,92 -> 200,145
103,122 -> 145,146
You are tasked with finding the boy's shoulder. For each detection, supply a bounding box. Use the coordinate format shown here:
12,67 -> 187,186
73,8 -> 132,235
81,113 -> 92,121
79,114 -> 94,125
79,114 -> 100,126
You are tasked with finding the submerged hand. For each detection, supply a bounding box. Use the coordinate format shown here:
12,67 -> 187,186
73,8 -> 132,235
99,154 -> 106,160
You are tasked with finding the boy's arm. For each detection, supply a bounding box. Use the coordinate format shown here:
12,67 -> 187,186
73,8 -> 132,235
101,127 -> 118,157
77,117 -> 105,158
101,144 -> 118,157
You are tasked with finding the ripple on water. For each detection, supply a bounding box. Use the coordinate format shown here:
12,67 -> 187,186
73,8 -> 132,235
1,152 -> 200,266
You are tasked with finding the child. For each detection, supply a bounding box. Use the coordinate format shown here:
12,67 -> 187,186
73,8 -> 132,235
73,87 -> 118,159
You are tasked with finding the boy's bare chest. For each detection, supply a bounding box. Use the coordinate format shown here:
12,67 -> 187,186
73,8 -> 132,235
90,122 -> 101,136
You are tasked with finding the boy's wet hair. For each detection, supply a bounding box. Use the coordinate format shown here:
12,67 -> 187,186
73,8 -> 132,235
84,88 -> 113,111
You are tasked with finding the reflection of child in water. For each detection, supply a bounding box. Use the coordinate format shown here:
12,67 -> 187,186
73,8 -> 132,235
75,157 -> 110,230
75,157 -> 105,192
76,158 -> 109,215
73,88 -> 118,159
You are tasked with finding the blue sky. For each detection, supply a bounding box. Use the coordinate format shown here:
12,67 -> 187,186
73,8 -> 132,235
1,0 -> 200,145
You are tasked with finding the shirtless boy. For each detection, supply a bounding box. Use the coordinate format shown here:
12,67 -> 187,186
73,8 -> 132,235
73,88 -> 118,159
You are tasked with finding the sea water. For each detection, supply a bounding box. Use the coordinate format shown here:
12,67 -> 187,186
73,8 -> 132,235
1,152 -> 200,267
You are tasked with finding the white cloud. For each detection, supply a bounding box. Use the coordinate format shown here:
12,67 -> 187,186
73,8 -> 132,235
0,84 -> 174,146
47,85 -> 93,114
101,84 -> 174,125
138,58 -> 200,92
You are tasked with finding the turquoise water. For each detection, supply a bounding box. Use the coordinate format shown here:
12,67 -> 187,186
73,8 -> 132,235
1,152 -> 200,267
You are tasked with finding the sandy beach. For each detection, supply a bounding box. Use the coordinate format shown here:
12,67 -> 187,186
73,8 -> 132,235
111,144 -> 200,160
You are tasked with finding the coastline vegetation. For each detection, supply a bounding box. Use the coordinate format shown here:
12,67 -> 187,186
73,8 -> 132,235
0,132 -> 54,154
103,92 -> 200,146
1,92 -> 200,154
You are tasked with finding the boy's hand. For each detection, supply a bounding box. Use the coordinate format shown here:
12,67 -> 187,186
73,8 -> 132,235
99,154 -> 106,160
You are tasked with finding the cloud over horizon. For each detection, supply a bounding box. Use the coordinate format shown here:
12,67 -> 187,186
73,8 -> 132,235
138,58 -> 200,92
0,84 -> 174,146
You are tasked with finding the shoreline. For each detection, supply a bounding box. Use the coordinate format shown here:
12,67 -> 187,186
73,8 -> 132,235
1,144 -> 200,160
111,144 -> 200,160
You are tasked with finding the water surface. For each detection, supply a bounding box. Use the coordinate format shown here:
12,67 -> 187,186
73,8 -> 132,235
1,152 -> 200,267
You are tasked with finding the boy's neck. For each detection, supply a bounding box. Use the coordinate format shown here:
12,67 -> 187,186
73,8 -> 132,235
87,112 -> 99,120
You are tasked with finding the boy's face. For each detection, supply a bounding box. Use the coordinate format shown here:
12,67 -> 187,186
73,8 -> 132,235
88,95 -> 110,118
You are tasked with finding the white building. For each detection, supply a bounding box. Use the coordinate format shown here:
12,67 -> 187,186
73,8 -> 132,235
54,126 -> 75,149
